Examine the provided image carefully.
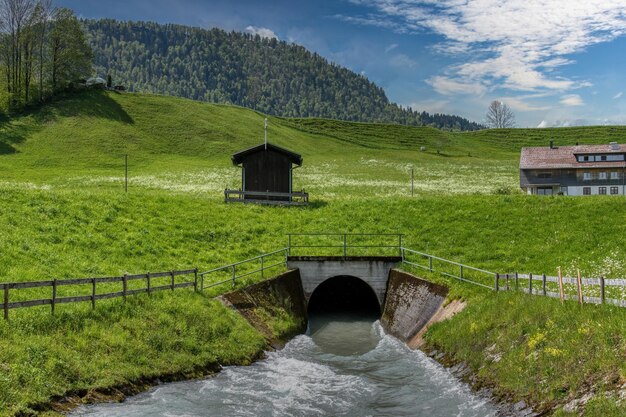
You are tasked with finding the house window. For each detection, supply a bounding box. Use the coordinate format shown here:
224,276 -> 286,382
599,172 -> 607,180
536,187 -> 553,195
583,172 -> 592,181
600,155 -> 607,161
611,172 -> 619,180
599,187 -> 607,195
583,187 -> 591,195
611,187 -> 619,195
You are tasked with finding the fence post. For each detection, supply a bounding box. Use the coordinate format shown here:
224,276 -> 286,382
51,279 -> 57,315
542,274 -> 547,296
123,274 -> 128,301
576,269 -> 583,305
171,271 -> 175,291
558,267 -> 564,304
147,272 -> 152,295
494,273 -> 499,292
505,273 -> 509,291
429,256 -> 433,272
529,273 -> 533,295
600,276 -> 605,304
398,235 -> 403,257
459,265 -> 464,280
232,265 -> 236,288
3,284 -> 8,321
288,234 -> 292,256
194,268 -> 199,292
515,272 -> 519,290
92,278 -> 96,309
343,234 -> 347,258
261,256 -> 264,279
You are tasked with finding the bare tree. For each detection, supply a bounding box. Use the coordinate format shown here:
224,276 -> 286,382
0,0 -> 36,106
34,0 -> 53,101
486,100 -> 515,129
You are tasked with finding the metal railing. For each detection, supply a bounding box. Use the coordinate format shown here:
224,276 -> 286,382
287,233 -> 404,257
400,248 -> 496,290
199,248 -> 289,291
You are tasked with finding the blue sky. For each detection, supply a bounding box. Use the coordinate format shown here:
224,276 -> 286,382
58,0 -> 626,127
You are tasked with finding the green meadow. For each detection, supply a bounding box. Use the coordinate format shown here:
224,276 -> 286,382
1,90 -> 626,415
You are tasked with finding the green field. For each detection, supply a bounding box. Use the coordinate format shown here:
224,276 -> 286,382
2,91 -> 626,416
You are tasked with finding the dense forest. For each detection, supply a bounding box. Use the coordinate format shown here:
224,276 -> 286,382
0,1 -> 92,111
85,19 -> 483,131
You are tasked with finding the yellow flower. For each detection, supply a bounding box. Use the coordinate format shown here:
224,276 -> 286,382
528,332 -> 546,350
543,347 -> 563,357
470,322 -> 478,334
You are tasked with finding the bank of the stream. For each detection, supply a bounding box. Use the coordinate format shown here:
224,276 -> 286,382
421,283 -> 626,416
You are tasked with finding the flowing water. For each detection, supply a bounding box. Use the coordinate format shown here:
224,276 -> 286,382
72,313 -> 496,417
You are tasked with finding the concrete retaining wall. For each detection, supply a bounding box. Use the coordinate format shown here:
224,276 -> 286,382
381,269 -> 449,343
220,269 -> 308,348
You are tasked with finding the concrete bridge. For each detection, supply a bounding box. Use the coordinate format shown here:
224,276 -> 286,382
286,256 -> 402,308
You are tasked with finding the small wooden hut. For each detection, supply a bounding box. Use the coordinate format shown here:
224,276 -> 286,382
225,142 -> 308,205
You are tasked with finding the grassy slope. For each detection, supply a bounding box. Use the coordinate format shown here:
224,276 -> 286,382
1,91 -> 626,415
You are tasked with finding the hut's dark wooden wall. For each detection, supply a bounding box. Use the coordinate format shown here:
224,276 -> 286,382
243,149 -> 292,196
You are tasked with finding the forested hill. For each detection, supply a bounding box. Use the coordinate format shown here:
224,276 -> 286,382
84,19 -> 483,131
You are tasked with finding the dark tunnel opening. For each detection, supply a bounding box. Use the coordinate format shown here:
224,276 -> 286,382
307,275 -> 381,317
307,276 -> 382,355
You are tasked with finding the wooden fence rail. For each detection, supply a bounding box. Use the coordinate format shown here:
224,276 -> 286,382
1,268 -> 199,320
498,272 -> 626,307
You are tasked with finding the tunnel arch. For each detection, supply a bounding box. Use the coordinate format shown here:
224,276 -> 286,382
307,275 -> 381,316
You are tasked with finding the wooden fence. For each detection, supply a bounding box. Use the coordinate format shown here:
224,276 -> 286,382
2,269 -> 199,321
1,248 -> 292,321
401,249 -> 626,308
496,272 -> 626,307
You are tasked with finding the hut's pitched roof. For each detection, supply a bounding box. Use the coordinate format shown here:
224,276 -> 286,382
232,143 -> 303,166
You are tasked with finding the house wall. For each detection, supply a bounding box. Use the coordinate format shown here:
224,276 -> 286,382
522,168 -> 626,195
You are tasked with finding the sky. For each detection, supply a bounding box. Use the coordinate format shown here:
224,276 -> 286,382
58,0 -> 626,127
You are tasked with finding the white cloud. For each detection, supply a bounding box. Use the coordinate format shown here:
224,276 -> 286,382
426,76 -> 486,96
499,96 -> 552,112
560,94 -> 584,106
614,92 -> 623,99
343,1 -> 626,93
245,26 -> 278,40
389,53 -> 418,69
385,43 -> 399,53
537,120 -> 548,128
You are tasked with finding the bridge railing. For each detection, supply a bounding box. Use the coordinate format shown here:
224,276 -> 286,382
287,233 -> 404,257
199,248 -> 289,292
400,248 -> 496,290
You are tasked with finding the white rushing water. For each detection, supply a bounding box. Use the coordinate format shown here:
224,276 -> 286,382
72,314 -> 496,417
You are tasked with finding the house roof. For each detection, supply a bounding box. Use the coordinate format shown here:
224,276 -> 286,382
232,142 -> 303,166
520,144 -> 626,169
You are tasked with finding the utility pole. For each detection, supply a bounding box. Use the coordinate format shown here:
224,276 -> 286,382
125,154 -> 128,193
264,118 -> 268,150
